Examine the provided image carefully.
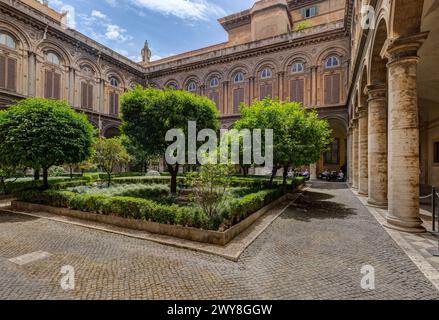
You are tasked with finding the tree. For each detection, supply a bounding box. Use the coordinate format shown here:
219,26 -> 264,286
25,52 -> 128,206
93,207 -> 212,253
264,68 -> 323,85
121,87 -> 220,193
121,135 -> 159,173
92,137 -> 131,186
0,98 -> 95,189
235,98 -> 332,186
0,162 -> 25,195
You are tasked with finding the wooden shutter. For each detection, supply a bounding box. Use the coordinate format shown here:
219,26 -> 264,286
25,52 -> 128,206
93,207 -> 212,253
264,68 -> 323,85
324,74 -> 341,105
53,73 -> 61,99
81,82 -> 87,108
290,79 -> 304,105
6,57 -> 16,91
260,84 -> 273,100
332,74 -> 340,104
45,70 -> 53,98
109,92 -> 114,114
209,91 -> 220,110
87,84 -> 93,109
115,93 -> 119,115
233,88 -> 244,114
0,55 -> 6,89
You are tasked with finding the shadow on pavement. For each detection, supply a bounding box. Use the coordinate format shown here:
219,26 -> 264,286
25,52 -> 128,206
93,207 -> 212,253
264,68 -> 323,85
282,189 -> 357,222
0,210 -> 39,223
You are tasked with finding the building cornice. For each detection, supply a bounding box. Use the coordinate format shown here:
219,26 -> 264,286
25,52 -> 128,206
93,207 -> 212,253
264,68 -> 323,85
147,21 -> 347,78
0,0 -> 146,77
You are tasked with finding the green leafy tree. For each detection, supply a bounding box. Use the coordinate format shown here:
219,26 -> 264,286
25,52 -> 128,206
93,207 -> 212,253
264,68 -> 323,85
0,98 -> 95,189
121,135 -> 159,173
235,98 -> 332,186
121,87 -> 220,193
0,163 -> 25,195
92,137 -> 131,186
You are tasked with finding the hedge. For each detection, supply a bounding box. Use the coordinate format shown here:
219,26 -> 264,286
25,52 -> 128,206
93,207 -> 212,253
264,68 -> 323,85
17,189 -> 209,229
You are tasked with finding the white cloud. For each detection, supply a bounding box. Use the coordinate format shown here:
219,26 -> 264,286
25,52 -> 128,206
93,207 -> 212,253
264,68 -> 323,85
91,10 -> 107,19
130,0 -> 226,20
105,24 -> 132,42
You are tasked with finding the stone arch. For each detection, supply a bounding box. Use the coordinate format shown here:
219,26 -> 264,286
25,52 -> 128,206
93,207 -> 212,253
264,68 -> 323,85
0,19 -> 31,51
76,58 -> 102,79
252,58 -> 278,78
390,0 -> 424,38
105,69 -> 126,89
183,75 -> 201,89
163,78 -> 180,89
282,52 -> 313,73
226,63 -> 251,80
203,70 -> 224,86
103,126 -> 121,138
36,40 -> 72,67
368,17 -> 389,86
317,46 -> 348,68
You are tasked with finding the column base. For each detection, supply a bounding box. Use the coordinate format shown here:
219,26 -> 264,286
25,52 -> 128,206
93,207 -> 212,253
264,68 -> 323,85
367,199 -> 388,209
385,216 -> 426,234
358,191 -> 368,196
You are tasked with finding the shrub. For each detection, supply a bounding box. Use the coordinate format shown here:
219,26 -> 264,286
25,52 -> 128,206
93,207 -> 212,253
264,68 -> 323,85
17,190 -> 74,208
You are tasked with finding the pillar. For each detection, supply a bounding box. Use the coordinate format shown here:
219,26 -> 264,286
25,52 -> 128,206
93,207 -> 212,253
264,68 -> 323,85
28,51 -> 36,97
358,105 -> 368,195
385,33 -> 428,233
310,163 -> 317,180
347,127 -> 353,185
352,118 -> 359,189
366,84 -> 388,207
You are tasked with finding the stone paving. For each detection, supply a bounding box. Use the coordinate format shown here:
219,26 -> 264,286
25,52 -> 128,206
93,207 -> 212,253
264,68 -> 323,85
0,182 -> 438,300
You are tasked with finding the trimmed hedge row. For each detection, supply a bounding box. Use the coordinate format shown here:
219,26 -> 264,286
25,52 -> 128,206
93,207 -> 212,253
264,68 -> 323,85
17,189 -> 209,229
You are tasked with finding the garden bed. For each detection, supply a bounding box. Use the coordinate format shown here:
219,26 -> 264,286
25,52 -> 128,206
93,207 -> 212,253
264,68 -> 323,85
11,192 -> 292,245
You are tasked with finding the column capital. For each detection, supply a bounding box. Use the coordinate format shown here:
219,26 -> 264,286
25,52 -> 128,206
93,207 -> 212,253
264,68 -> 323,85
366,83 -> 387,102
350,118 -> 358,129
383,32 -> 429,65
357,106 -> 368,118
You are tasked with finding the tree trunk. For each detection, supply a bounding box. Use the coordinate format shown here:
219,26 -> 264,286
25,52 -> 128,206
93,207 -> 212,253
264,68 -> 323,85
70,166 -> 73,179
34,169 -> 40,181
269,166 -> 278,186
42,168 -> 49,189
168,164 -> 179,194
107,172 -> 112,187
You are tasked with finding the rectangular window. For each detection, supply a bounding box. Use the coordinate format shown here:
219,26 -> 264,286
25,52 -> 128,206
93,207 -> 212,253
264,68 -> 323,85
109,91 -> 119,115
81,82 -> 94,109
0,54 -> 17,91
260,84 -> 273,100
233,88 -> 244,114
44,70 -> 61,99
303,6 -> 317,19
290,79 -> 304,105
434,142 -> 439,163
324,74 -> 341,105
324,138 -> 340,165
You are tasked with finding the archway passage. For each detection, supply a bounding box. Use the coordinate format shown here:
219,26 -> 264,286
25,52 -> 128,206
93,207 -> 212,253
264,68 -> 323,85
316,118 -> 348,177
104,126 -> 121,138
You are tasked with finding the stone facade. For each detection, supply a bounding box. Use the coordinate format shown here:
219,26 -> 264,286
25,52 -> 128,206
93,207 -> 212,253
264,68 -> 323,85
0,0 -> 145,136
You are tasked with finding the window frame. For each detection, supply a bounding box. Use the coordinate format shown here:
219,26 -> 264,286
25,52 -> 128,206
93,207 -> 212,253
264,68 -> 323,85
0,32 -> 16,49
187,81 -> 197,92
260,68 -> 273,79
326,56 -> 340,68
324,138 -> 340,165
46,52 -> 61,65
292,62 -> 304,74
233,72 -> 244,84
210,77 -> 219,88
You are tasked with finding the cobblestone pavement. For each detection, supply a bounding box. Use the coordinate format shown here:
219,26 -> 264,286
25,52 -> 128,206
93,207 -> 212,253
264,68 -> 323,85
0,182 -> 438,300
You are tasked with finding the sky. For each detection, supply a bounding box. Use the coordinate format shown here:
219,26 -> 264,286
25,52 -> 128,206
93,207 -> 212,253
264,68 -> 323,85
43,0 -> 255,62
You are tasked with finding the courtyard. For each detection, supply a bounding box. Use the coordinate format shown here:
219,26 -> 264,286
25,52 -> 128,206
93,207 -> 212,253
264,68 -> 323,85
0,182 -> 438,300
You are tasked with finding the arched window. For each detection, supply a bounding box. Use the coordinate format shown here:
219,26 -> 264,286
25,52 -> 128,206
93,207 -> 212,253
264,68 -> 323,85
261,68 -> 272,79
80,66 -> 94,110
110,76 -> 119,87
166,81 -> 178,90
0,33 -> 17,91
292,62 -> 304,73
210,77 -> 219,88
234,72 -> 244,84
326,56 -> 340,68
187,81 -> 197,92
0,32 -> 16,49
46,52 -> 61,65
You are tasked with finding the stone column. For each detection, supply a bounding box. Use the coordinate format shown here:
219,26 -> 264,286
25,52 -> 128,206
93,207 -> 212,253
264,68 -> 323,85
347,127 -> 353,185
310,163 -> 317,180
28,51 -> 36,97
366,84 -> 388,207
352,118 -> 359,189
68,67 -> 75,106
385,33 -> 428,233
99,79 -> 105,113
248,77 -> 254,105
277,72 -> 284,100
358,105 -> 368,195
222,81 -> 229,114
